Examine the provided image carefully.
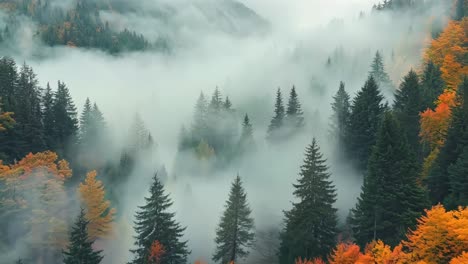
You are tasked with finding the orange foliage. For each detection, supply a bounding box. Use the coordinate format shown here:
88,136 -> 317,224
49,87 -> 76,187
450,252 -> 468,264
420,90 -> 456,148
193,260 -> 208,264
295,258 -> 325,264
0,111 -> 14,131
329,243 -> 361,264
78,170 -> 116,240
403,205 -> 468,264
148,240 -> 165,264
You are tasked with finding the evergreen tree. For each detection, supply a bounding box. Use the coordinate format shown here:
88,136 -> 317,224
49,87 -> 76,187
129,173 -> 189,264
43,83 -> 55,149
447,146 -> 468,207
209,87 -> 223,112
369,51 -> 394,94
454,0 -> 465,21
79,98 -> 93,145
279,139 -> 338,263
285,86 -> 305,129
421,60 -> 445,110
393,69 -> 422,156
239,114 -> 255,153
224,97 -> 232,110
192,92 -> 208,143
347,76 -> 385,170
0,57 -> 18,112
267,88 -> 285,141
351,112 -> 428,247
63,208 -> 103,264
53,81 -> 78,158
329,81 -> 350,152
212,175 -> 255,264
428,77 -> 468,204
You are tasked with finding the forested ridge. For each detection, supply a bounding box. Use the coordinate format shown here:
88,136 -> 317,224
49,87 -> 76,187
1,0 -> 468,263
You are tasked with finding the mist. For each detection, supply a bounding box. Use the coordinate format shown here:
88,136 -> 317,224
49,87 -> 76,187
0,0 -> 451,263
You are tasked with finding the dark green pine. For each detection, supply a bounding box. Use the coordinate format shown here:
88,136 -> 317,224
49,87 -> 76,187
129,173 -> 189,264
420,60 -> 445,111
428,77 -> 468,205
63,208 -> 103,264
393,69 -> 422,157
329,81 -> 351,153
446,146 -> 468,207
79,98 -> 93,146
213,175 -> 255,264
279,139 -> 338,263
286,86 -> 305,129
267,88 -> 285,141
347,75 -> 385,170
351,112 -> 428,247
43,83 -> 56,149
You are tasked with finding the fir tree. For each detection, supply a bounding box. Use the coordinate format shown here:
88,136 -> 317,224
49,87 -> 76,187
369,51 -> 393,94
63,208 -> 103,264
286,86 -> 305,129
79,98 -> 93,145
347,76 -> 385,170
53,81 -> 78,158
129,173 -> 189,264
210,87 -> 223,112
351,112 -> 428,247
421,60 -> 445,110
212,175 -> 255,264
267,88 -> 285,141
0,57 -> 18,112
43,83 -> 55,149
279,139 -> 338,263
239,114 -> 255,153
428,77 -> 468,204
192,92 -> 208,143
330,81 -> 350,153
393,69 -> 422,156
224,97 -> 232,110
447,146 -> 468,207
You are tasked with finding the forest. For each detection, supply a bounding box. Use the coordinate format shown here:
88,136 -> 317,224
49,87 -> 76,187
0,0 -> 468,263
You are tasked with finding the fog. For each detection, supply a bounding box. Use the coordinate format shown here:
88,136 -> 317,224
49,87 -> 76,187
1,0 -> 450,263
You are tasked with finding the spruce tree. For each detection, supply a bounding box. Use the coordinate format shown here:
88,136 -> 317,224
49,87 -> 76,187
351,112 -> 428,247
43,83 -> 56,149
279,139 -> 338,263
348,76 -> 385,170
286,86 -> 305,129
63,208 -> 103,264
129,173 -> 189,264
393,69 -> 422,156
428,77 -> 468,204
210,87 -> 223,112
421,60 -> 445,110
213,175 -> 255,264
191,92 -> 208,143
369,51 -> 394,94
53,81 -> 78,158
329,81 -> 350,153
0,56 -> 18,112
239,114 -> 255,153
447,146 -> 468,207
267,88 -> 285,141
80,98 -> 93,145
224,97 -> 232,110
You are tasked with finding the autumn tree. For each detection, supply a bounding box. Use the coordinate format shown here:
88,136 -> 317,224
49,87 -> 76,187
351,112 -> 428,247
78,170 -> 116,241
63,208 -> 103,264
279,139 -> 338,263
129,173 -> 189,264
213,175 -> 255,264
347,76 -> 385,170
328,243 -> 360,264
148,241 -> 166,264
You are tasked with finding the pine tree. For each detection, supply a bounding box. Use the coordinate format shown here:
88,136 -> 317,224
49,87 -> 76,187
421,60 -> 445,110
286,86 -> 305,129
63,208 -> 103,264
239,114 -> 255,153
53,81 -> 78,158
43,83 -> 55,149
0,57 -> 18,113
129,173 -> 189,264
428,77 -> 468,204
347,76 -> 385,170
210,87 -> 223,112
351,112 -> 428,247
279,139 -> 338,263
212,175 -> 255,264
192,92 -> 208,143
79,98 -> 93,145
369,51 -> 394,94
329,81 -> 351,153
224,97 -> 232,110
393,69 -> 422,156
267,88 -> 285,141
447,146 -> 468,207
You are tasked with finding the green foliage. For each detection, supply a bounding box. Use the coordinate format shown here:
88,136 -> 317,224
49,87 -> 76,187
213,176 -> 255,263
129,173 -> 189,264
267,88 -> 285,141
351,112 -> 428,247
285,86 -> 305,129
421,60 -> 445,111
63,209 -> 103,264
329,81 -> 351,154
369,51 -> 394,94
279,139 -> 338,263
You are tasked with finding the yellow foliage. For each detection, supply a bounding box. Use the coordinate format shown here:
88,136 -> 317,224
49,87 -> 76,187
450,252 -> 468,264
78,170 -> 116,241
